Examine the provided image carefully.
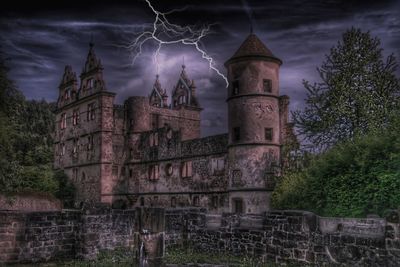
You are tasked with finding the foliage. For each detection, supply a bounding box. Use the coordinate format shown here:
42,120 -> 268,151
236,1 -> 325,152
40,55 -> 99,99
293,27 -> 400,151
272,125 -> 400,217
0,51 -> 74,201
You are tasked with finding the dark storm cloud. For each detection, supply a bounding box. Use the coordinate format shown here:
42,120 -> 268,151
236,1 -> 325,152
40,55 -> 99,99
0,0 -> 399,136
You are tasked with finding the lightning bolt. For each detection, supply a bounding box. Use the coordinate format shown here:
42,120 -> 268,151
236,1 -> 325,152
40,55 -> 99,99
123,0 -> 228,87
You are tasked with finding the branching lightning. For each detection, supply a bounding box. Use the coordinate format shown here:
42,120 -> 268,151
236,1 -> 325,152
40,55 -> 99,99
123,0 -> 228,87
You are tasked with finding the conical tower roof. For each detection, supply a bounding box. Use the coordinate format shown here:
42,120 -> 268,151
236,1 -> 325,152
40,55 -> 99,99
225,33 -> 282,65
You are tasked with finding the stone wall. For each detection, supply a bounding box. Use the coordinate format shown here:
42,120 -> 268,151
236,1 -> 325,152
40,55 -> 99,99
0,193 -> 62,212
0,205 -> 135,264
2,208 -> 400,266
0,210 -> 80,263
175,210 -> 400,266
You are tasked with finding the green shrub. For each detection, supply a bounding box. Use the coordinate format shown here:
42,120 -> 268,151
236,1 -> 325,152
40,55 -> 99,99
272,128 -> 400,217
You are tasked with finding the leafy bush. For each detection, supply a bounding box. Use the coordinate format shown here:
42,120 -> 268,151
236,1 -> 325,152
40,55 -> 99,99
272,127 -> 400,217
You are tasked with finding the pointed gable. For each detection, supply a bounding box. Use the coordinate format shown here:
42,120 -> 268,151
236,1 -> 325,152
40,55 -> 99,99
58,65 -> 78,108
149,75 -> 168,108
172,65 -> 200,109
79,42 -> 106,98
83,42 -> 103,74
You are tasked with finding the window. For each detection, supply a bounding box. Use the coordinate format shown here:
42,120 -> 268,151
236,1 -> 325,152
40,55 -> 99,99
232,80 -> 239,95
178,95 -> 186,105
151,113 -> 159,129
233,127 -> 241,142
87,103 -> 96,121
152,196 -> 159,207
233,198 -> 244,213
193,196 -> 199,206
72,109 -> 79,125
165,163 -> 173,176
166,128 -> 173,139
149,132 -> 159,147
171,197 -> 176,207
211,195 -> 218,209
263,79 -> 272,93
87,135 -> 93,150
112,165 -> 118,176
60,143 -> 65,156
64,88 -> 71,100
60,113 -> 67,129
212,158 -> 225,175
73,168 -> 78,182
129,168 -> 133,178
265,128 -> 273,141
181,161 -> 192,178
148,165 -> 159,181
72,139 -> 78,154
87,78 -> 94,89
140,197 -> 145,206
232,169 -> 243,186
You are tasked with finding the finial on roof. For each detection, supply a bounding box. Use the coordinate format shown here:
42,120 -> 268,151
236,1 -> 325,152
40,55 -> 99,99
250,22 -> 253,34
89,33 -> 94,48
182,56 -> 186,69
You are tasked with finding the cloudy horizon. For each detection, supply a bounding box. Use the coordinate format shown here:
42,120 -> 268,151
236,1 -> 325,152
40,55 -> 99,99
1,0 -> 399,136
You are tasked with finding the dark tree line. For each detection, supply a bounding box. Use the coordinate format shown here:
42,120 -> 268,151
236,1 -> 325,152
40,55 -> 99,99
0,52 -> 74,203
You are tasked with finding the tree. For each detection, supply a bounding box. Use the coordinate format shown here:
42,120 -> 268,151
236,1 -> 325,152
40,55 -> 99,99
272,124 -> 400,217
293,28 -> 400,150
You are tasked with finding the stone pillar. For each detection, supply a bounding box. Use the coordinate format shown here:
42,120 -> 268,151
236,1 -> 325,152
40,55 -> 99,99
135,207 -> 165,267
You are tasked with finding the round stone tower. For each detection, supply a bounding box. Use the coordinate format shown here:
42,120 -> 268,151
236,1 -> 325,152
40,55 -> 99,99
225,33 -> 283,214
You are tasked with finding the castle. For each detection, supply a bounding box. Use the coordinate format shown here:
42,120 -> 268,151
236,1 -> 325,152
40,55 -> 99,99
53,33 -> 293,214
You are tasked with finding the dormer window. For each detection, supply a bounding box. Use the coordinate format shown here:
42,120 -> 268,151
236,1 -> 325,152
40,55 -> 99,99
87,78 -> 94,89
64,88 -> 71,100
178,95 -> 186,105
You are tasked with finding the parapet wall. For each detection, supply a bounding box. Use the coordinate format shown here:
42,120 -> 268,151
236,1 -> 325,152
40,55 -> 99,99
1,207 -> 400,266
165,209 -> 400,266
0,206 -> 135,263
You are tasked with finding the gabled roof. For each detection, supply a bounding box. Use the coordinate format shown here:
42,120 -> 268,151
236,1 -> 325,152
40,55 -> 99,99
81,42 -> 103,75
59,65 -> 77,87
226,33 -> 282,65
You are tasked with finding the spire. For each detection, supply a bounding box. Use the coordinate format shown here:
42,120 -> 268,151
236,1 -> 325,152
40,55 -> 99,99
82,41 -> 103,74
180,63 -> 190,85
153,74 -> 165,95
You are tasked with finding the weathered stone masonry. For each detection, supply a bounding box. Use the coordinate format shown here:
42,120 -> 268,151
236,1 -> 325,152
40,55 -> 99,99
53,33 -> 296,214
1,208 -> 400,265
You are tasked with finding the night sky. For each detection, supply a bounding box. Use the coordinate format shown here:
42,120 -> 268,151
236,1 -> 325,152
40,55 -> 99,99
1,0 -> 399,136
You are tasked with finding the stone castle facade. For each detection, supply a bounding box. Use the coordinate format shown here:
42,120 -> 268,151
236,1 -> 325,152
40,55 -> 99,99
54,33 -> 293,214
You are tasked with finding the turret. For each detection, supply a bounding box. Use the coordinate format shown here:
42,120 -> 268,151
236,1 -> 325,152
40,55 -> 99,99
225,33 -> 284,214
